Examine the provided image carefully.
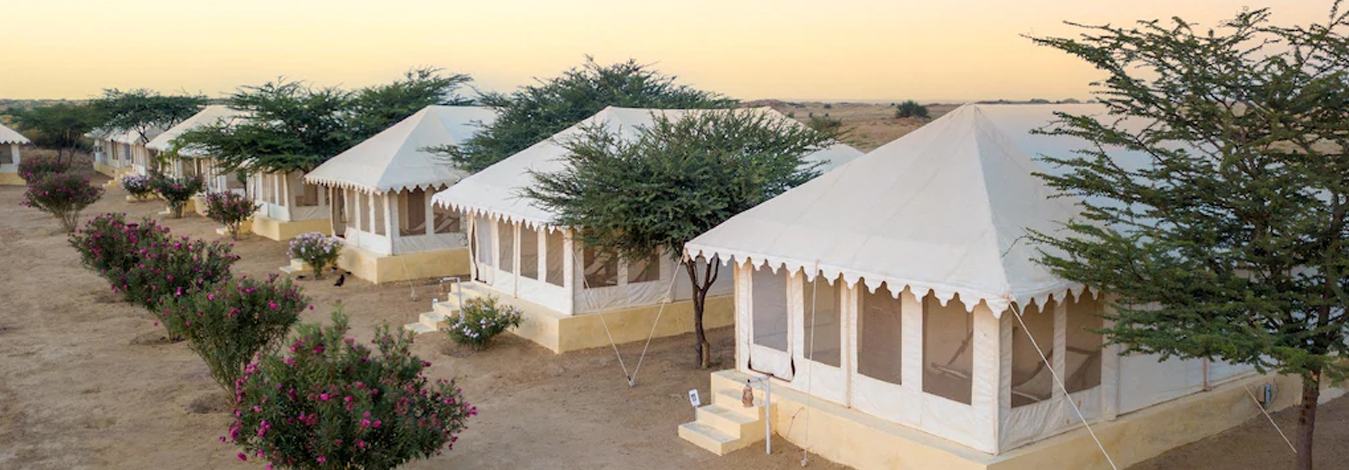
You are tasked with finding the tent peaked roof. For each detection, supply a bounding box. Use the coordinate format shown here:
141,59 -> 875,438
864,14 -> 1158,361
306,105 -> 497,194
147,105 -> 249,154
686,104 -> 1121,315
0,122 -> 30,145
431,106 -> 864,229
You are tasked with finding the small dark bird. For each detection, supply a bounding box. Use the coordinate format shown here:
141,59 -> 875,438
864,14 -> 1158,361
333,273 -> 346,287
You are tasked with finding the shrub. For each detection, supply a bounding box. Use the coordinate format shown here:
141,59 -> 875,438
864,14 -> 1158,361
229,310 -> 475,469
895,100 -> 930,119
121,174 -> 155,200
69,213 -> 172,278
23,173 -> 104,233
204,191 -> 257,240
107,235 -> 239,339
288,232 -> 343,279
446,296 -> 523,349
163,275 -> 308,393
17,155 -> 70,182
150,171 -> 205,218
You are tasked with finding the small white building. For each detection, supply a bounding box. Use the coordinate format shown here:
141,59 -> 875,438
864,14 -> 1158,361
89,128 -> 133,182
0,122 -> 31,185
147,105 -> 251,200
677,104 -> 1306,470
114,127 -> 166,177
304,105 -> 497,284
425,106 -> 862,353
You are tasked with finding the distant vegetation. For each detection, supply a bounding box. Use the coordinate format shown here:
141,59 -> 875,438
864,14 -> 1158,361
895,100 -> 929,119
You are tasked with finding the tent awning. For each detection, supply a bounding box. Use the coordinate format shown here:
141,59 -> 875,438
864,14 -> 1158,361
0,123 -> 31,145
147,105 -> 250,156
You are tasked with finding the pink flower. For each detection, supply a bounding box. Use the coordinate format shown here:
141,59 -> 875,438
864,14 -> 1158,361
237,452 -> 247,462
320,393 -> 330,401
268,301 -> 279,310
316,456 -> 326,463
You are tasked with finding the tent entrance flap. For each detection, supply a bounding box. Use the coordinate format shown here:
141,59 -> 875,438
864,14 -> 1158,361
749,265 -> 793,380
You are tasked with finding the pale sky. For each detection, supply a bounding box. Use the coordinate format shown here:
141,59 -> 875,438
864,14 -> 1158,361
0,1 -> 1334,102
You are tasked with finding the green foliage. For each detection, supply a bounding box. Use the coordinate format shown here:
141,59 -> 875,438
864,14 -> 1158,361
446,296 -> 523,349
10,103 -> 103,163
204,191 -> 257,240
69,214 -> 172,278
16,154 -> 70,182
120,174 -> 155,200
1029,5 -> 1349,466
524,109 -> 833,367
439,58 -> 735,173
805,114 -> 846,138
149,172 -> 205,218
179,69 -> 470,175
348,67 -> 472,139
163,275 -> 308,393
91,89 -> 205,143
229,309 -> 475,469
895,100 -> 929,119
22,173 -> 103,233
288,232 -> 343,278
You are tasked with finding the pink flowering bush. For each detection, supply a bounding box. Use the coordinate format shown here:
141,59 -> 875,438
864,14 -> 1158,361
288,232 -> 343,279
149,171 -> 205,218
204,191 -> 257,240
107,234 -> 239,339
229,310 -> 475,469
163,275 -> 308,393
446,296 -> 523,350
121,174 -> 156,200
69,213 -> 172,277
23,172 -> 104,233
17,155 -> 70,183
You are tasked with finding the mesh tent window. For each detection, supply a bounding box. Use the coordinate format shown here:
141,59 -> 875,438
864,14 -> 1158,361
752,266 -> 790,352
372,194 -> 386,236
519,226 -> 539,279
627,251 -> 661,284
544,230 -> 565,286
0,146 -> 10,164
1011,301 -> 1055,407
802,276 -> 842,367
1065,295 -> 1104,394
582,247 -> 618,288
474,219 -> 492,266
858,284 -> 902,385
432,203 -> 460,234
922,294 -> 974,405
499,222 -> 515,273
398,189 -> 427,237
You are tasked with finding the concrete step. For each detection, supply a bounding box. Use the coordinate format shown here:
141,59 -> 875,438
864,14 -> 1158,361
714,390 -> 770,420
420,311 -> 451,329
696,404 -> 762,438
678,422 -> 743,456
403,322 -> 436,334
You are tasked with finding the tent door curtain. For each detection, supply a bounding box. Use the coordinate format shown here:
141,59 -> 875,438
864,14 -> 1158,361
793,273 -> 849,405
330,189 -> 347,238
748,265 -> 794,380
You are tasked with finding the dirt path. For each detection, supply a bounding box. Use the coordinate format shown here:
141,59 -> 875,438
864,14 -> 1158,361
0,170 -> 1345,470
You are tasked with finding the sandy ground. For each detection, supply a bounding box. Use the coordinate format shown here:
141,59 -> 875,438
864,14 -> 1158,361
1,162 -> 1347,470
765,101 -> 960,151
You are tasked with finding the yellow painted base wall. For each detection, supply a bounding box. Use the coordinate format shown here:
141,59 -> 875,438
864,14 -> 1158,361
251,216 -> 332,241
337,246 -> 470,285
706,370 -> 1333,470
508,294 -> 735,354
215,220 -> 254,238
192,195 -> 209,216
0,172 -> 23,186
94,162 -> 130,180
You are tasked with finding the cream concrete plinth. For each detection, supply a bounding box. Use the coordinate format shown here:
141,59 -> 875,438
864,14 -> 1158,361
0,172 -> 23,186
337,245 -> 470,285
251,216 -> 332,241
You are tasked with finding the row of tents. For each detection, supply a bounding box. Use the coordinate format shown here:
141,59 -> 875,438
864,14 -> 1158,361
83,102 -> 1293,470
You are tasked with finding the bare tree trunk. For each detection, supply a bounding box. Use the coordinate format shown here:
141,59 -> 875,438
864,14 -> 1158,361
1296,370 -> 1321,470
684,258 -> 720,369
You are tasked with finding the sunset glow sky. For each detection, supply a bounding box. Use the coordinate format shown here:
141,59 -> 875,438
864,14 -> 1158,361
0,1 -> 1333,102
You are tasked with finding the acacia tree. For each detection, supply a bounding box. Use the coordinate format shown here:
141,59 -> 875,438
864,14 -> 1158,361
437,57 -> 735,173
92,89 -> 205,143
525,110 -> 833,368
10,103 -> 104,164
1029,5 -> 1349,470
179,69 -> 469,175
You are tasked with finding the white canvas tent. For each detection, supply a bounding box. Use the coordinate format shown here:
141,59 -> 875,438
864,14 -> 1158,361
305,105 -> 496,257
147,105 -> 250,193
0,122 -> 31,179
684,104 -> 1257,455
111,127 -> 166,177
432,106 -> 862,319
